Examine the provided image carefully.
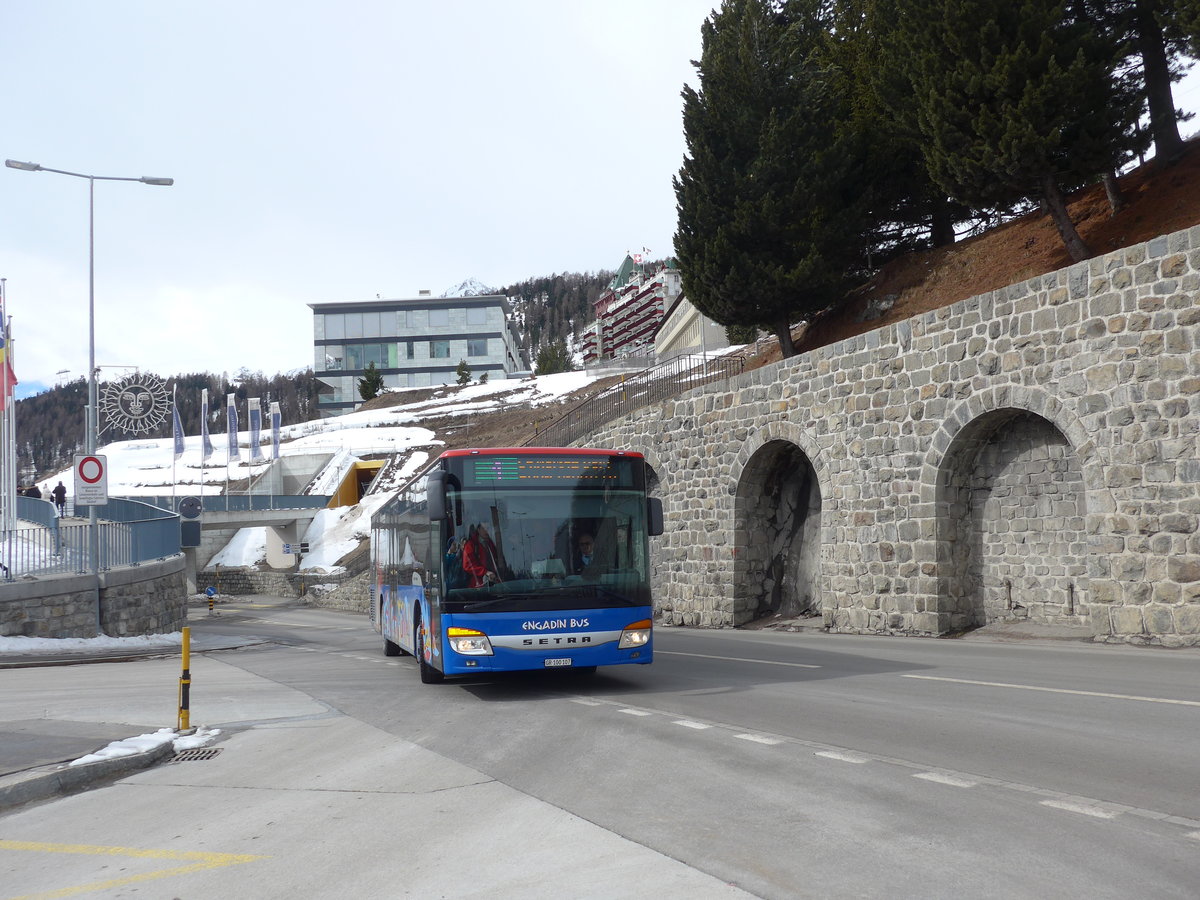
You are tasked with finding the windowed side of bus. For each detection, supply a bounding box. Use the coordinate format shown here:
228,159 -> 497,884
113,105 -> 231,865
371,469 -> 440,680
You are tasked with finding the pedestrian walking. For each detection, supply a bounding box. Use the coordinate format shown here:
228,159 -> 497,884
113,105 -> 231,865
51,481 -> 67,517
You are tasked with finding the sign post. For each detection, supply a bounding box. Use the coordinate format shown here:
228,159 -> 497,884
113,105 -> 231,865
73,454 -> 108,506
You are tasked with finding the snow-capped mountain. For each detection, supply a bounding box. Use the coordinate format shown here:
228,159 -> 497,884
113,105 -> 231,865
441,277 -> 496,297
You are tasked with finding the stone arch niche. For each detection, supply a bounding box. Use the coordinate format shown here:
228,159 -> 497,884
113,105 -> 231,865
733,439 -> 822,626
936,409 -> 1088,631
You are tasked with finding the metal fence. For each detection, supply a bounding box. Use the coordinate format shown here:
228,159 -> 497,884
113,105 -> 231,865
125,495 -> 331,513
1,496 -> 181,582
526,353 -> 746,448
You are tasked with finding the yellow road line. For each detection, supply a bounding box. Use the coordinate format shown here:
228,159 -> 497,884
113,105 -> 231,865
0,840 -> 266,899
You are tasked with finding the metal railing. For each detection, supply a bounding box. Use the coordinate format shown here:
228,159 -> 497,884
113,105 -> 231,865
1,496 -> 181,581
527,353 -> 746,448
124,495 -> 331,513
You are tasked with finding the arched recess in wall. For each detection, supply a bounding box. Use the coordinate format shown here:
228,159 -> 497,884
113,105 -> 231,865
732,422 -> 829,627
926,392 -> 1098,633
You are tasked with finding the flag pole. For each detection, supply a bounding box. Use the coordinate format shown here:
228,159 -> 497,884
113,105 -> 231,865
171,384 -> 177,508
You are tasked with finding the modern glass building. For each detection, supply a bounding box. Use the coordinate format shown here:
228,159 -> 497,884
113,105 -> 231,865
310,293 -> 528,417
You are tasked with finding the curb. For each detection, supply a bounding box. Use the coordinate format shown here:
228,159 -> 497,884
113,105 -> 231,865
0,740 -> 175,812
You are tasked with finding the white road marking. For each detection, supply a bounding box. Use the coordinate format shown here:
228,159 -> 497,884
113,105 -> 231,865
815,750 -> 869,764
1040,799 -> 1119,819
569,698 -> 602,706
1188,832 -> 1200,843
619,708 -> 653,717
659,650 -> 821,669
673,720 -> 711,730
736,733 -> 783,745
903,674 -> 1200,707
914,771 -> 977,788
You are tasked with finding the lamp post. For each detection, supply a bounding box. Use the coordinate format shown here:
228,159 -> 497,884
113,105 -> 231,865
5,159 -> 172,633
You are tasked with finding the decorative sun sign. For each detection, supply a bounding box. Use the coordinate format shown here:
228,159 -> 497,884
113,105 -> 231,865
99,373 -> 169,434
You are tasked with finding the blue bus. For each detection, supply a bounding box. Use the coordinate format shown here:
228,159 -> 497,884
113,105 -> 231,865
370,447 -> 663,683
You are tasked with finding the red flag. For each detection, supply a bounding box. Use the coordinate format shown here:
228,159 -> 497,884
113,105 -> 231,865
0,332 -> 16,413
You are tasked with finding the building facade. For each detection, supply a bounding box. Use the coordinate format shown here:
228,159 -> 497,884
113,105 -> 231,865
653,292 -> 732,361
582,257 -> 682,365
310,293 -> 526,417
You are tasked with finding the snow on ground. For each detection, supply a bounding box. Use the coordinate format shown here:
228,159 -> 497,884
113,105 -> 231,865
67,727 -> 223,765
31,371 -> 604,575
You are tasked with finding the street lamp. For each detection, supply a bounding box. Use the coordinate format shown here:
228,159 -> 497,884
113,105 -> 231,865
5,159 -> 172,633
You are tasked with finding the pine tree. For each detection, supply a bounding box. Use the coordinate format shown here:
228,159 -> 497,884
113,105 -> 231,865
455,359 -> 471,385
674,0 -> 872,358
534,339 -> 574,376
893,0 -> 1144,262
358,362 -> 384,401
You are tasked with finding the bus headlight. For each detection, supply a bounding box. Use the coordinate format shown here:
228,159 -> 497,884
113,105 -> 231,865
618,619 -> 652,649
447,626 -> 493,656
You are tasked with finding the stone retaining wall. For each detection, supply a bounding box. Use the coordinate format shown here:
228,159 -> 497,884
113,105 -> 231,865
0,556 -> 188,638
588,225 -> 1200,647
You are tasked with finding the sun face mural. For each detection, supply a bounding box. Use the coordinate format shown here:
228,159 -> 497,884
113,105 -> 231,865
99,373 -> 169,434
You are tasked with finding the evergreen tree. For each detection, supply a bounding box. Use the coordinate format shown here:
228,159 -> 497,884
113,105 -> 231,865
1087,0 -> 1196,164
856,0 -> 977,248
455,359 -> 471,385
534,339 -> 574,376
358,362 -> 384,401
893,0 -> 1144,262
674,0 -> 871,358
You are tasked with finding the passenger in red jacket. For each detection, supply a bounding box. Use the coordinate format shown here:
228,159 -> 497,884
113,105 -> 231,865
462,523 -> 502,588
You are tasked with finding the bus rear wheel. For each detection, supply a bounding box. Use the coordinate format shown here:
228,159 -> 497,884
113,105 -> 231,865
416,620 -> 444,685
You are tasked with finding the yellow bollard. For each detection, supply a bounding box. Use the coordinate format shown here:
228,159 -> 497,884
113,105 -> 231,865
178,626 -> 191,731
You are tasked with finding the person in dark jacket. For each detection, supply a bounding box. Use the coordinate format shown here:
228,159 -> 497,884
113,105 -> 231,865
25,484 -> 41,500
51,481 -> 67,516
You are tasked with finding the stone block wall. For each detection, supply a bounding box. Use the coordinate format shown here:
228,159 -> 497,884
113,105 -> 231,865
0,556 -> 188,638
588,225 -> 1200,647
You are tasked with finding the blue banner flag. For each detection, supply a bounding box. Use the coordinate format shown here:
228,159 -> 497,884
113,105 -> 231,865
227,393 -> 240,461
270,401 -> 281,460
200,389 -> 214,463
249,398 -> 263,461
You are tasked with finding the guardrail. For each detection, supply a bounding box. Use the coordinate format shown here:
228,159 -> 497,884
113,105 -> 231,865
121,495 -> 331,513
1,497 -> 181,582
527,353 -> 746,448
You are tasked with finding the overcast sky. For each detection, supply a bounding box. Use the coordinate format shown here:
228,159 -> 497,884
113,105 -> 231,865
2,1 -> 720,396
6,3 -> 1200,401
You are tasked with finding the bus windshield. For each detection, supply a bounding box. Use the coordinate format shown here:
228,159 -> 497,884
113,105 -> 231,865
443,485 -> 651,614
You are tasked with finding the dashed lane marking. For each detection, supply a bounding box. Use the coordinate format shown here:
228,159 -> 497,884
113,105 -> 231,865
736,733 -> 783,745
0,840 -> 265,899
568,696 -> 1200,836
903,674 -> 1200,707
815,750 -> 869,764
658,650 -> 821,669
914,771 -> 978,788
1040,799 -> 1120,819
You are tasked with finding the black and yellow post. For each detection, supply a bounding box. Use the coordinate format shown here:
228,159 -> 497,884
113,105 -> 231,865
178,626 -> 191,731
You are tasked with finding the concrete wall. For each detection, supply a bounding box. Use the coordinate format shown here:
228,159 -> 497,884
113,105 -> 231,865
0,556 -> 188,638
588,225 -> 1200,647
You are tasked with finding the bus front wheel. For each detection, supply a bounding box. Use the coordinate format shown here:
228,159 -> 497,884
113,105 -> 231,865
416,620 -> 444,685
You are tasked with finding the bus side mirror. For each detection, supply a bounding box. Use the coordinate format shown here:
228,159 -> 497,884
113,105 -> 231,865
648,497 -> 663,536
427,471 -> 446,521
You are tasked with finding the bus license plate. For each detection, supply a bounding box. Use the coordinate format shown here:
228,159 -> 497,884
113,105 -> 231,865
544,658 -> 572,668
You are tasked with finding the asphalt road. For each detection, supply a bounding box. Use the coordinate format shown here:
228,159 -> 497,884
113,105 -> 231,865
4,600 -> 1199,898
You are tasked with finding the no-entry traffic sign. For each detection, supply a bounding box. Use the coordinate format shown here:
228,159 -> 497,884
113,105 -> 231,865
74,454 -> 108,506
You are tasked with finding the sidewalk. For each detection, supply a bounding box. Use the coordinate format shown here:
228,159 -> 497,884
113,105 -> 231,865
0,626 -> 752,897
